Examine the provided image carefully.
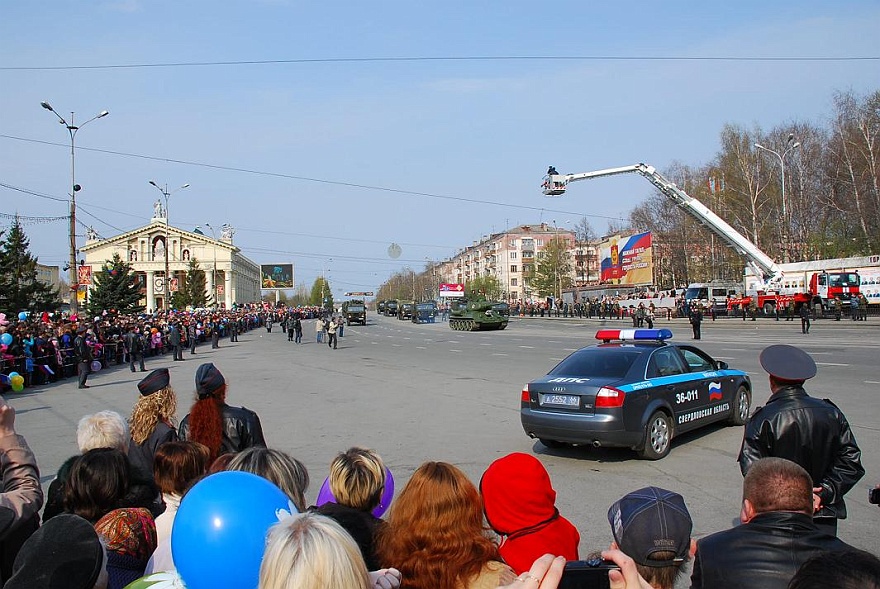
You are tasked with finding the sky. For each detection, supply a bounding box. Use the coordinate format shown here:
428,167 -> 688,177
2,1 -> 879,299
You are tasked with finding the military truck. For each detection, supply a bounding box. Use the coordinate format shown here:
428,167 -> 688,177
397,300 -> 414,320
412,301 -> 438,323
342,299 -> 367,325
377,300 -> 387,315
384,300 -> 399,317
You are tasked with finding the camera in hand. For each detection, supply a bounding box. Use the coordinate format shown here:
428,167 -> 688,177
558,559 -> 621,589
869,487 -> 880,505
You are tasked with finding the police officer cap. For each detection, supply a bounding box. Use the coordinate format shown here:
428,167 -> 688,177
759,344 -> 817,381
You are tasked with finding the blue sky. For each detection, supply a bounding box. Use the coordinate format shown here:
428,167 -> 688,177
2,1 -> 879,297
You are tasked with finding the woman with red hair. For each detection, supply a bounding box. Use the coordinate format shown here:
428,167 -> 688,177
178,363 -> 265,460
376,461 -> 515,589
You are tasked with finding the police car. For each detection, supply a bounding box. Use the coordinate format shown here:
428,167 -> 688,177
520,329 -> 751,459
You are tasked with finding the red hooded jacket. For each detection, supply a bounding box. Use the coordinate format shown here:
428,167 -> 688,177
480,453 -> 580,573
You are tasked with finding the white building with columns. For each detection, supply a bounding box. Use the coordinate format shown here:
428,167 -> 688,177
79,210 -> 259,311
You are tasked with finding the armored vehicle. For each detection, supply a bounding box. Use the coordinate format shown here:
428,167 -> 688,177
342,299 -> 367,325
449,298 -> 508,331
377,300 -> 387,315
384,300 -> 399,317
412,301 -> 438,323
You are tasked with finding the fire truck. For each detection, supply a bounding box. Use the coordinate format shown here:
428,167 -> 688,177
542,163 -> 870,315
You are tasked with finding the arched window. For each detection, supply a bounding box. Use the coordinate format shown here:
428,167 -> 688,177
152,236 -> 166,260
129,250 -> 138,262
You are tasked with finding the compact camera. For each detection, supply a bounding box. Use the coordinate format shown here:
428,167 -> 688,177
558,559 -> 621,589
869,487 -> 880,505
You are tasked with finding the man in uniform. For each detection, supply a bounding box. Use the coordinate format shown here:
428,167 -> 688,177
689,304 -> 702,340
738,344 -> 864,536
168,323 -> 183,361
834,297 -> 842,321
73,326 -> 92,389
124,324 -> 146,372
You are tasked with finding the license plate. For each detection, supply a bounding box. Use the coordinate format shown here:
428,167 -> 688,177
540,393 -> 580,407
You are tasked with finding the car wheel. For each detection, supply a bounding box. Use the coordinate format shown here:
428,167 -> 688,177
538,438 -> 567,449
728,386 -> 750,426
638,411 -> 672,460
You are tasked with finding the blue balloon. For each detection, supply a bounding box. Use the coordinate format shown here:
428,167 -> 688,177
172,471 -> 295,589
0,333 -> 11,346
17,312 -> 27,321
7,372 -> 19,379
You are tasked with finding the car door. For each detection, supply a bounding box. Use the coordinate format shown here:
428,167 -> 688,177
645,347 -> 698,427
678,345 -> 737,424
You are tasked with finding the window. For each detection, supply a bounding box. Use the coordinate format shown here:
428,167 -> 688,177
511,278 -> 518,287
647,348 -> 686,378
679,348 -> 714,372
509,251 -> 517,259
536,239 -> 544,247
510,265 -> 518,273
511,291 -> 518,299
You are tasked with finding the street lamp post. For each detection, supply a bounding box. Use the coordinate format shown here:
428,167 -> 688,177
203,223 -> 219,308
41,101 -> 109,315
149,181 -> 190,309
755,136 -> 800,262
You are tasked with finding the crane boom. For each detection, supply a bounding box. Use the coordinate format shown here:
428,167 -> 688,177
543,164 -> 782,288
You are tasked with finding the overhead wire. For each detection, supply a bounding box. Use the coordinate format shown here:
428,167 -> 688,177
2,54 -> 877,71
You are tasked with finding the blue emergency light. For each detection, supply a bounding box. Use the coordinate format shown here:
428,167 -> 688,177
595,328 -> 673,342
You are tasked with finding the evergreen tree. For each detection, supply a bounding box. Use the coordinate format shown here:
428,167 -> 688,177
465,275 -> 502,299
0,219 -> 60,315
183,258 -> 209,308
87,253 -> 144,316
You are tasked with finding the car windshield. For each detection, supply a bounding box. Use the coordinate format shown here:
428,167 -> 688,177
416,304 -> 434,311
347,305 -> 365,312
549,348 -> 642,379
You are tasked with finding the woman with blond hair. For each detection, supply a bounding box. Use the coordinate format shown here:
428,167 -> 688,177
128,368 -> 178,480
376,461 -> 515,589
227,447 -> 309,512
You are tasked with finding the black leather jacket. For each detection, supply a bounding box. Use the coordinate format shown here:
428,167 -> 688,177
179,403 -> 266,456
737,385 -> 864,519
691,511 -> 851,589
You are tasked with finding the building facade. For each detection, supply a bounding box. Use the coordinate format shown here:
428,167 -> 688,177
438,224 -> 593,302
80,210 -> 259,311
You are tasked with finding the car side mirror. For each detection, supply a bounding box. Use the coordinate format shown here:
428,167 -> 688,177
717,361 -> 729,370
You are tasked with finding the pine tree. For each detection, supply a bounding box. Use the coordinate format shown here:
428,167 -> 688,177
528,236 -> 573,299
87,253 -> 145,316
0,219 -> 60,315
183,258 -> 209,308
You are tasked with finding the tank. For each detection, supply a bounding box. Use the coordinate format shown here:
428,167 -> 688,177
449,298 -> 509,331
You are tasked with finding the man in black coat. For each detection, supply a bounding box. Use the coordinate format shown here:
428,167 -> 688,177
123,325 -> 146,372
738,344 -> 864,536
73,327 -> 91,389
692,457 -> 851,589
168,323 -> 183,361
688,304 -> 702,340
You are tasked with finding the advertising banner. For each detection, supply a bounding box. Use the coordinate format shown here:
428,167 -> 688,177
598,232 -> 653,285
439,283 -> 465,297
77,265 -> 92,286
261,263 -> 294,289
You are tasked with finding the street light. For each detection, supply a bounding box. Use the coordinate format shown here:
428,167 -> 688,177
202,223 -> 219,308
755,136 -> 800,262
41,101 -> 109,315
322,258 -> 332,309
149,181 -> 190,309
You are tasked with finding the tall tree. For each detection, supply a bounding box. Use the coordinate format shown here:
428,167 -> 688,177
528,236 -> 573,299
182,258 -> 209,308
87,253 -> 144,316
465,275 -> 502,299
310,277 -> 333,308
0,220 -> 59,315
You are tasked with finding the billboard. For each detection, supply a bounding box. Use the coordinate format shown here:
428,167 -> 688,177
439,283 -> 465,297
598,232 -> 653,285
261,263 -> 294,289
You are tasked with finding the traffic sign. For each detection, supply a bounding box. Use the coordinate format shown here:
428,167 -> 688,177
439,283 -> 465,298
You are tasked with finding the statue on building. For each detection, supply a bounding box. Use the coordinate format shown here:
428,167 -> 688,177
153,199 -> 164,219
86,226 -> 98,241
221,223 -> 235,241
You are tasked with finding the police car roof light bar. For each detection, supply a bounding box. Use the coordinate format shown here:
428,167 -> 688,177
595,328 -> 673,342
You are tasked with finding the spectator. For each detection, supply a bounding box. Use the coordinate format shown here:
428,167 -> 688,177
312,447 -> 388,570
4,513 -> 109,589
152,441 -> 210,546
128,368 -> 179,481
738,345 -> 864,536
64,448 -> 134,523
479,452 -> 579,574
44,411 -> 151,522
93,507 -> 157,589
227,447 -> 309,512
692,457 -> 851,589
0,395 -> 43,585
787,548 -> 880,589
259,512 -> 399,589
179,363 -> 266,461
377,461 -> 516,589
606,486 -> 693,589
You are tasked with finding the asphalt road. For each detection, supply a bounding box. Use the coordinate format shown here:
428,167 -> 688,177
9,312 -> 880,555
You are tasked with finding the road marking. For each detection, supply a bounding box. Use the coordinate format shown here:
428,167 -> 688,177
816,362 -> 849,367
480,343 -> 492,346
392,344 -> 401,347
403,337 -> 411,340
722,348 -> 748,352
563,348 -> 578,351
519,345 -> 535,349
713,356 -> 736,360
865,380 -> 880,384
450,349 -> 461,353
492,353 -> 508,356
416,346 -> 426,350
548,340 -> 559,344
549,357 -> 564,361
